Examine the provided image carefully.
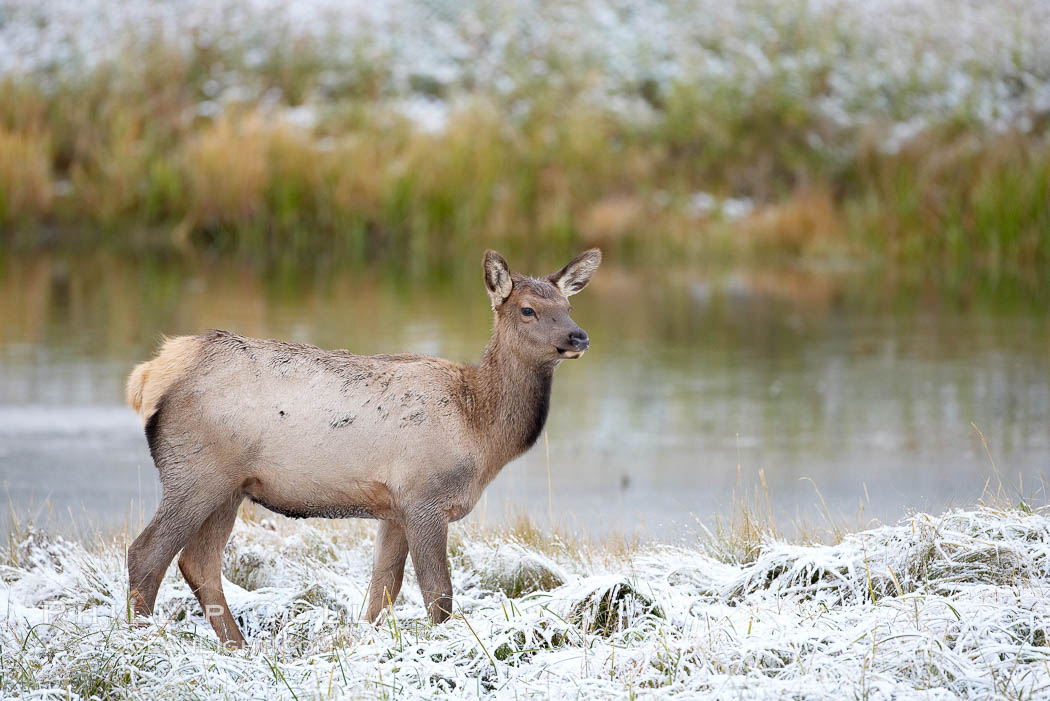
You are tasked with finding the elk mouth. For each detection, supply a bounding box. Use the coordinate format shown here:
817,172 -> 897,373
556,346 -> 585,359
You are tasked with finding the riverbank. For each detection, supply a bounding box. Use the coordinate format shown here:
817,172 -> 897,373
1,0 -> 1049,272
3,501 -> 1049,698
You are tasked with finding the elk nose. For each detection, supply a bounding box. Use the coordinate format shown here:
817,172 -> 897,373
568,329 -> 589,351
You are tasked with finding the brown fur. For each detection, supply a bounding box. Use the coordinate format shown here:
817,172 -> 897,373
126,249 -> 600,646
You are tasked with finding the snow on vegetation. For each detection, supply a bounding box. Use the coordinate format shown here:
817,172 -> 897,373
1,0 -> 1048,137
3,505 -> 1050,698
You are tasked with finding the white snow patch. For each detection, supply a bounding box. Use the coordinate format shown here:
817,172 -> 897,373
2,507 -> 1050,697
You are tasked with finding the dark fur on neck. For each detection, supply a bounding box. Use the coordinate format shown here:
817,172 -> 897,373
520,378 -> 552,450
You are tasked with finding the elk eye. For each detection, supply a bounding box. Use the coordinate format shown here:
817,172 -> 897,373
521,307 -> 536,317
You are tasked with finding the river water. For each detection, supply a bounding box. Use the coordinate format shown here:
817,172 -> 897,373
0,253 -> 1047,541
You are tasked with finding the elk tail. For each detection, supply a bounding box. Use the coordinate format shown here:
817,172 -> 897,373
125,335 -> 202,423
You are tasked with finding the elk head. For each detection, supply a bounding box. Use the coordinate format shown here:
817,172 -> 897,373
483,249 -> 602,363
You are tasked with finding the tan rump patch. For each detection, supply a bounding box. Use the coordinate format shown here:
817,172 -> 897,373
125,335 -> 203,422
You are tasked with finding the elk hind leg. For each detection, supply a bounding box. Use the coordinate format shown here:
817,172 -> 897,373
178,494 -> 245,648
128,486 -> 223,617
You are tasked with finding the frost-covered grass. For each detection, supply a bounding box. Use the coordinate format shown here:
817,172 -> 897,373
4,0 -> 1048,131
0,0 -> 1049,271
4,503 -> 1050,699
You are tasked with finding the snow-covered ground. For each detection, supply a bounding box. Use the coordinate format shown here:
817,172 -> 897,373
1,0 -> 1048,138
3,506 -> 1049,698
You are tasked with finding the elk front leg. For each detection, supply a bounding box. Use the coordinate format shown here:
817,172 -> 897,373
366,520 -> 409,622
406,513 -> 453,623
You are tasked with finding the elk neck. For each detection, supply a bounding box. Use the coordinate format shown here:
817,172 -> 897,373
468,330 -> 555,475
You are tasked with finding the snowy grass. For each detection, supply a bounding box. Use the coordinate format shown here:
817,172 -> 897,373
3,502 -> 1050,698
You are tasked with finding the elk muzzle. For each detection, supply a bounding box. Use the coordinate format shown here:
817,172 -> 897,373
557,327 -> 589,359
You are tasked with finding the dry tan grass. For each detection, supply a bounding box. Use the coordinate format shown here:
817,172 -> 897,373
737,187 -> 846,257
182,116 -> 271,227
70,116 -> 153,221
0,127 -> 53,222
580,195 -> 648,244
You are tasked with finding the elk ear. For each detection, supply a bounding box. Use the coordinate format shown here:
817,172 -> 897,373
547,248 -> 602,296
483,250 -> 513,308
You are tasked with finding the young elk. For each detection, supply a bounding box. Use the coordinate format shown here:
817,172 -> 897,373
125,249 -> 601,648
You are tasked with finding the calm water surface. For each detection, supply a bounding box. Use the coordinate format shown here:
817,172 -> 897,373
0,253 -> 1047,541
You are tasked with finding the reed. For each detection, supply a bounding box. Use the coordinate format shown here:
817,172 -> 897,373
1,33 -> 1047,275
0,126 -> 53,225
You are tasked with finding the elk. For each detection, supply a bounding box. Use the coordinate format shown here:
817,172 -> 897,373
125,249 -> 601,648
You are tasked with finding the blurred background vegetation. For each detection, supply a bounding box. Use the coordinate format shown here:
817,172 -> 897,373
1,0 -> 1048,535
0,0 -> 1047,281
